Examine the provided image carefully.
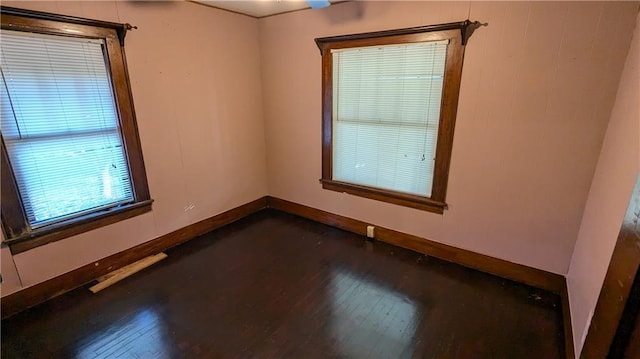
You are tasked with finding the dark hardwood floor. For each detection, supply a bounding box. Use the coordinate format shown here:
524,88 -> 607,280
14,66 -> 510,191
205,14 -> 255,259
1,210 -> 565,358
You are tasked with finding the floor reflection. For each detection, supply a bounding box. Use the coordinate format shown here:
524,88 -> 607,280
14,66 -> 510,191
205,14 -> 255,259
329,269 -> 421,358
75,307 -> 169,359
1,211 -> 564,358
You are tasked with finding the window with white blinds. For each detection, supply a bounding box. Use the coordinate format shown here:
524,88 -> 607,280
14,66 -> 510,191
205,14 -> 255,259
317,23 -> 469,213
0,30 -> 134,228
332,40 -> 448,198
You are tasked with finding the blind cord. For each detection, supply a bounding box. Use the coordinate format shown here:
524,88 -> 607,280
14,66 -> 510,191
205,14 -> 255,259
0,68 -> 22,139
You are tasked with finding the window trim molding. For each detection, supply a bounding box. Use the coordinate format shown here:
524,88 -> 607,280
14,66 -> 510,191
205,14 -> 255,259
0,6 -> 134,45
320,179 -> 447,214
8,201 -> 153,255
314,20 -> 482,51
0,6 -> 152,252
315,21 -> 478,213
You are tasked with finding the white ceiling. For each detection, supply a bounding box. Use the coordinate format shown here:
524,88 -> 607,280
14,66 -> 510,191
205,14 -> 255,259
191,0 -> 336,18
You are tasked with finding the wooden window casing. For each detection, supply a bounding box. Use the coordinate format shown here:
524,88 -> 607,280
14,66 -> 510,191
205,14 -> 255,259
316,21 -> 477,214
1,7 -> 152,254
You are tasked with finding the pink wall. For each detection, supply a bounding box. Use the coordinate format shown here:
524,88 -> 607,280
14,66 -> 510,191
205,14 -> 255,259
1,244 -> 21,296
260,1 -> 638,275
567,12 -> 640,356
0,1 -> 268,293
1,6 -> 638,354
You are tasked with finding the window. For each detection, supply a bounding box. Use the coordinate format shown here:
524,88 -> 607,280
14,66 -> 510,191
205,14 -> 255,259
1,7 -> 151,253
316,21 -> 478,214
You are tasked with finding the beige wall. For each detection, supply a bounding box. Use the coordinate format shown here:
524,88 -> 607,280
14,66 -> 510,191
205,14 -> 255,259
1,245 -> 21,296
567,12 -> 640,357
260,1 -> 638,275
0,1 -> 268,293
2,5 -> 639,355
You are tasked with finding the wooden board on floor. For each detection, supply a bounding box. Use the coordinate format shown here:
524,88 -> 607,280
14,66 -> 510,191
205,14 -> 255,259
0,196 -> 268,319
2,210 -> 566,359
89,253 -> 167,293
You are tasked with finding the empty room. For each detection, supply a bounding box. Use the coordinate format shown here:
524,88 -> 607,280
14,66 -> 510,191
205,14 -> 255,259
1,0 -> 639,358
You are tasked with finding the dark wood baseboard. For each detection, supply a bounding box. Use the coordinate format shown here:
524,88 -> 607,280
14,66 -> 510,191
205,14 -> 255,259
1,196 -> 268,319
265,196 -> 574,358
2,194 -> 575,358
266,196 -> 565,293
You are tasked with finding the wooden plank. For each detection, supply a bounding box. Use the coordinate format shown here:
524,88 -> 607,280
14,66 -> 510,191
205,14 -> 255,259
89,253 -> 167,293
2,209 -> 565,358
1,196 -> 268,319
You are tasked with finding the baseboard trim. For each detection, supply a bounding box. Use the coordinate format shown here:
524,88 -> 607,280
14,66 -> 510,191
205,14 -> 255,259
1,196 -> 268,319
266,196 -> 565,293
2,194 -> 574,358
266,196 -> 574,358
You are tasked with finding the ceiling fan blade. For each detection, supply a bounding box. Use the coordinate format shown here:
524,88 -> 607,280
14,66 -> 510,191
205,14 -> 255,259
307,0 -> 330,9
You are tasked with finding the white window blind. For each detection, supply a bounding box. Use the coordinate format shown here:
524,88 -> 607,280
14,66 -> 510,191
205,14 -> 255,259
332,40 -> 448,197
0,30 -> 134,228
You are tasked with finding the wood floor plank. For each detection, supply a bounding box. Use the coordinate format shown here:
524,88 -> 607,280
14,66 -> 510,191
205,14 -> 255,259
89,253 -> 168,293
1,210 -> 565,358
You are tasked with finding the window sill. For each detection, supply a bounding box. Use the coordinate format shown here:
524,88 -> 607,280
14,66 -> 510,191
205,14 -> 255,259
5,200 -> 153,254
320,179 -> 446,214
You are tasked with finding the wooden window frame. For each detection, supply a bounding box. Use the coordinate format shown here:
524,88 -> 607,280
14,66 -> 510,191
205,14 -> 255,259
315,21 -> 478,214
0,6 -> 152,254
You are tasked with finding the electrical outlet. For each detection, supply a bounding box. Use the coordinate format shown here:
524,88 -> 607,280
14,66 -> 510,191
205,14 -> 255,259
366,225 -> 375,238
183,204 -> 196,212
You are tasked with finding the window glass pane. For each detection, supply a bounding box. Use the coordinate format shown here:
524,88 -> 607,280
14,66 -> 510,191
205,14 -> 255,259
332,41 -> 447,197
0,30 -> 133,227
